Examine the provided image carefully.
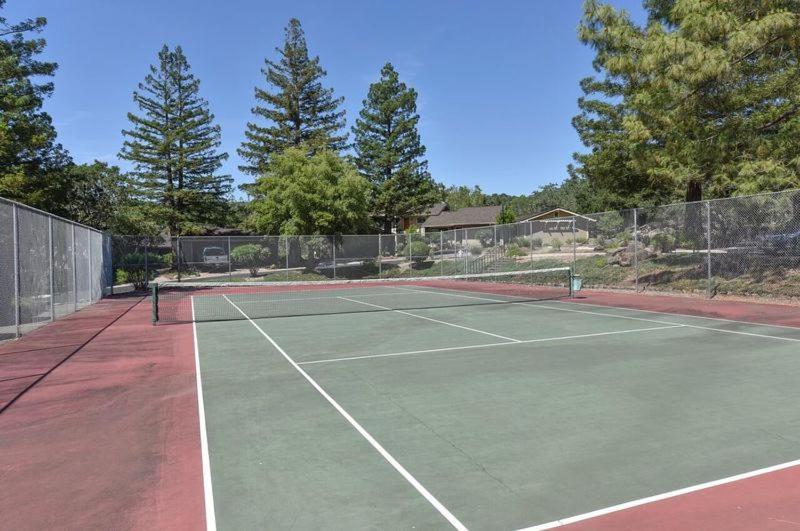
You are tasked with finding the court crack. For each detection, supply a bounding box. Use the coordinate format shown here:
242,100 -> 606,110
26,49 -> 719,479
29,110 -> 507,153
351,370 -> 517,495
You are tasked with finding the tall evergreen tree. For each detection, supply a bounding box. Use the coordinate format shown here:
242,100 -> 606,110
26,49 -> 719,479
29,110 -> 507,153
0,1 -> 72,212
238,19 -> 347,175
120,45 -> 231,235
352,63 -> 440,231
573,0 -> 800,210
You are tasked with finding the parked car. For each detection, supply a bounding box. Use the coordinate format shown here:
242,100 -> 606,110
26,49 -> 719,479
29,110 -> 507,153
756,230 -> 800,255
202,246 -> 229,266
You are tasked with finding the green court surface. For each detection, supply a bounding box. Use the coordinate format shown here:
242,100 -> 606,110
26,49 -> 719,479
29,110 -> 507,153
191,285 -> 800,530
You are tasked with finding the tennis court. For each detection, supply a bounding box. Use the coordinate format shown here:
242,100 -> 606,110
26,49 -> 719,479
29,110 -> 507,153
164,270 -> 800,530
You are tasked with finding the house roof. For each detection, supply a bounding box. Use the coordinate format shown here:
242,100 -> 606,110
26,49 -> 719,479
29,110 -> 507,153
421,205 -> 504,228
425,202 -> 448,217
518,208 -> 596,223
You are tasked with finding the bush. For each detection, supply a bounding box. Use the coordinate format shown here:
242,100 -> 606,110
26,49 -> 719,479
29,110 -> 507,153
531,237 -> 543,249
231,244 -> 269,276
409,240 -> 431,263
651,233 -> 676,253
506,243 -> 526,258
470,244 -> 483,256
474,228 -> 494,247
576,236 -> 589,245
115,252 -> 161,290
511,236 -> 531,248
551,239 -> 562,251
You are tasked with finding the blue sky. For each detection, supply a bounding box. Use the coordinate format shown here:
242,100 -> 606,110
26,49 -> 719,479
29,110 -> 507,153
7,0 -> 646,197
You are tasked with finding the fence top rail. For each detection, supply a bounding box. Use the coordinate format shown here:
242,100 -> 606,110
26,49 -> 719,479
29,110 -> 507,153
0,196 -> 107,236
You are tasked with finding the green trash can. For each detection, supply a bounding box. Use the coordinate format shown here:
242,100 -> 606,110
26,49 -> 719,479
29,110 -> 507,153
571,274 -> 582,295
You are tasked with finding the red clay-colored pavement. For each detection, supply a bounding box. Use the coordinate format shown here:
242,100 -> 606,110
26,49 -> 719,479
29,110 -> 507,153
0,296 -> 204,530
555,463 -> 800,530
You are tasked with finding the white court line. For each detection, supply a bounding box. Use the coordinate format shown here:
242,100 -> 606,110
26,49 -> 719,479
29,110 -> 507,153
232,290 -> 425,305
517,457 -> 800,530
191,297 -> 217,531
338,296 -> 521,342
298,325 -> 684,366
396,286 -> 800,343
554,298 -> 800,330
221,294 -> 468,531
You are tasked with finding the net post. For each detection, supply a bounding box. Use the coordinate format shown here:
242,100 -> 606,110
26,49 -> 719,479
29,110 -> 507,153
706,200 -> 712,298
151,283 -> 159,325
48,216 -> 55,322
569,268 -> 574,298
227,236 -> 232,279
12,203 -> 20,338
633,208 -> 639,293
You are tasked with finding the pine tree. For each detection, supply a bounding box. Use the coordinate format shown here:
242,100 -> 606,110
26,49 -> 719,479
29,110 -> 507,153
573,0 -> 800,209
352,63 -> 440,231
0,1 -> 72,212
120,45 -> 231,235
238,19 -> 347,175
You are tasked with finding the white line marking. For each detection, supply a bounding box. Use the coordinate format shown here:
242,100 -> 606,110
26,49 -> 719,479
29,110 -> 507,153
221,295 -> 468,531
232,290 -> 424,305
557,299 -> 800,330
191,297 -> 217,531
397,287 -> 800,343
517,457 -> 800,530
338,296 -> 521,342
298,325 -> 684,366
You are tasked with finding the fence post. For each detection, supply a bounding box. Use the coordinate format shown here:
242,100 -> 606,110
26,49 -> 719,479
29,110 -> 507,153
12,204 -> 20,338
284,236 -> 289,279
227,236 -> 232,279
176,236 -> 182,282
378,234 -> 382,278
48,216 -> 55,322
332,238 -> 337,279
571,216 -> 577,272
144,241 -> 149,286
529,222 -> 534,272
440,231 -> 444,275
633,208 -> 639,293
71,224 -> 77,311
88,230 -> 93,300
706,201 -> 712,298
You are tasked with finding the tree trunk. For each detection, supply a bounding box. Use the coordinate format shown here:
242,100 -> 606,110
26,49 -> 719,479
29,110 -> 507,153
684,178 -> 704,246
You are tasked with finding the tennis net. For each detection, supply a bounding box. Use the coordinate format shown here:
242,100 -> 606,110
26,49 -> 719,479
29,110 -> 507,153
152,267 -> 573,324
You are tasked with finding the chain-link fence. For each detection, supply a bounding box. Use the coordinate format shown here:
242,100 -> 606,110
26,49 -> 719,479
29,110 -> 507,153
1,197 -> 112,341
107,188 -> 800,303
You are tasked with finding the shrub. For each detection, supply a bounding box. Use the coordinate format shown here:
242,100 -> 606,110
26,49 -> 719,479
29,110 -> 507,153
511,236 -> 531,248
115,251 -> 161,290
469,244 -> 483,256
231,244 -> 269,276
474,228 -> 494,247
651,233 -> 676,253
551,239 -> 562,251
531,237 -> 543,249
409,240 -> 431,263
576,235 -> 589,245
506,243 -> 526,258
